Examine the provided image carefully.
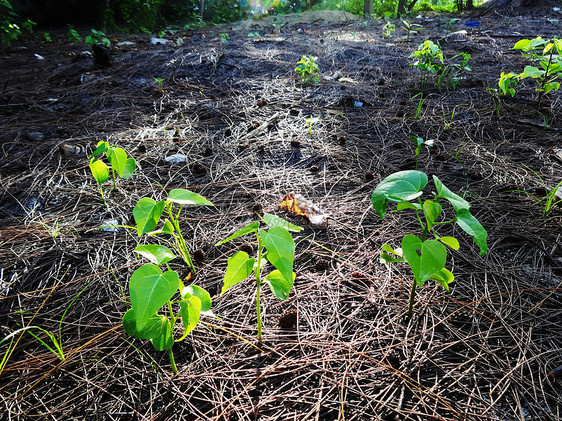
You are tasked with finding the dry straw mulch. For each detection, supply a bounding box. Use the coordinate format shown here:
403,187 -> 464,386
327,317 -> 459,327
1,11 -> 561,420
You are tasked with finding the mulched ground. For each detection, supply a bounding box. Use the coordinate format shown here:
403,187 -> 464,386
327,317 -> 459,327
1,9 -> 561,420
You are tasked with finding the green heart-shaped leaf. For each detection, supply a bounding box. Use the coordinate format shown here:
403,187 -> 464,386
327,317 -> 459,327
89,159 -> 109,184
134,244 -> 175,265
107,147 -> 127,177
371,171 -> 428,219
455,209 -> 488,255
167,189 -> 214,206
129,264 -> 179,331
429,267 -> 455,292
89,140 -> 108,158
221,251 -> 255,295
182,285 -> 212,312
123,308 -> 168,340
433,175 -> 469,212
264,270 -> 295,300
122,158 -> 136,179
178,294 -> 202,339
133,197 -> 165,236
151,318 -> 173,351
402,234 -> 447,286
423,199 -> 442,229
261,227 -> 295,284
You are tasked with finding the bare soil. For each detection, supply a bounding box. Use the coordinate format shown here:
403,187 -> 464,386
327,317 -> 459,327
1,9 -> 561,420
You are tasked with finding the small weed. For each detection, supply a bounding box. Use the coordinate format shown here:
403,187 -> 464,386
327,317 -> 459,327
216,214 -> 302,340
295,55 -> 320,85
88,141 -> 137,205
372,170 -> 487,319
402,19 -> 422,42
85,29 -> 110,47
382,19 -> 395,38
68,26 -> 81,43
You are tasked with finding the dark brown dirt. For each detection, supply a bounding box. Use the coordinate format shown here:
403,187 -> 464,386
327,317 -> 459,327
1,10 -> 561,420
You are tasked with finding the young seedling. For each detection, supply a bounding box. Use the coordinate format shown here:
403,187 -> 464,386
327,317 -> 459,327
511,166 -> 562,218
372,170 -> 487,319
411,135 -> 434,169
85,28 -> 110,47
306,116 -> 320,134
132,189 -> 214,275
88,141 -> 136,205
122,189 -> 214,373
295,55 -> 320,85
123,261 -> 212,374
153,77 -> 165,93
497,37 -> 562,108
437,52 -> 472,90
513,36 -> 562,108
402,19 -> 422,42
382,19 -> 395,38
410,92 -> 428,122
409,40 -> 444,90
218,33 -> 229,43
443,17 -> 460,32
216,214 -> 302,340
68,26 -> 81,43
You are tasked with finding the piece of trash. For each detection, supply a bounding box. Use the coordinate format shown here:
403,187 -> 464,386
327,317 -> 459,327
465,21 -> 481,28
116,41 -> 135,47
100,219 -> 121,233
165,153 -> 187,163
338,77 -> 357,84
151,37 -> 168,45
27,131 -> 45,141
354,101 -> 363,108
176,37 -> 184,46
59,143 -> 84,155
34,53 -> 44,60
279,192 -> 328,228
553,7 -> 560,11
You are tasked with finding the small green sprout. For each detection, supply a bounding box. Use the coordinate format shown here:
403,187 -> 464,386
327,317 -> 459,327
306,116 -> 320,134
123,189 -> 214,372
382,19 -> 395,38
88,141 -> 136,205
218,33 -> 229,43
497,37 -> 562,108
402,19 -> 422,42
216,214 -> 302,340
43,32 -> 51,42
410,135 -> 434,169
443,17 -> 460,32
409,40 -> 444,90
153,77 -> 165,93
247,32 -> 261,38
372,170 -> 487,319
85,29 -> 110,47
68,26 -> 81,43
295,55 -> 320,85
511,166 -> 562,218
